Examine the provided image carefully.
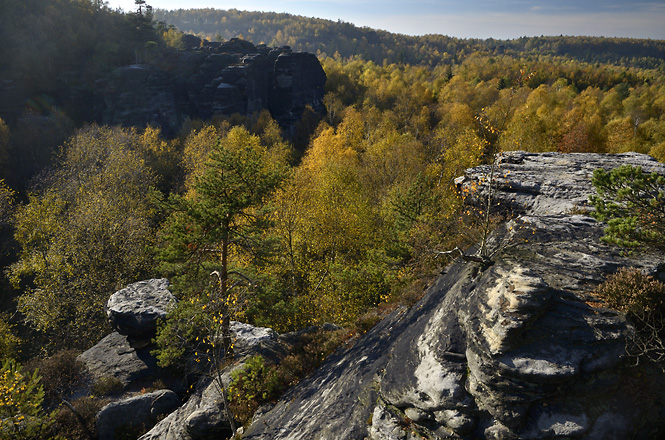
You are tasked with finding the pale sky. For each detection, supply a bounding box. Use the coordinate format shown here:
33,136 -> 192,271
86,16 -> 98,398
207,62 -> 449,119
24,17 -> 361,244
105,0 -> 665,40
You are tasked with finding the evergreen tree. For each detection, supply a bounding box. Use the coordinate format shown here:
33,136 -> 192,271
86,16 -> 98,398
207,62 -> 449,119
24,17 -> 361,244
590,165 -> 665,250
156,126 -> 288,355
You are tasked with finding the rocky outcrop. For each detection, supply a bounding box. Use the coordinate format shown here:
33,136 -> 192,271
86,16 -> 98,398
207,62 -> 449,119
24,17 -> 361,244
78,331 -> 160,388
94,40 -> 326,138
269,51 -> 327,135
95,66 -> 182,137
456,150 -> 665,217
138,322 -> 290,440
81,277 -> 301,438
80,279 -> 174,389
242,152 -> 665,440
96,389 -> 181,440
106,278 -> 175,348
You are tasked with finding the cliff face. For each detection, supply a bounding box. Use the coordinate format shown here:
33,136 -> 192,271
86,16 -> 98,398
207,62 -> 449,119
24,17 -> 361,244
242,152 -> 665,440
93,40 -> 326,138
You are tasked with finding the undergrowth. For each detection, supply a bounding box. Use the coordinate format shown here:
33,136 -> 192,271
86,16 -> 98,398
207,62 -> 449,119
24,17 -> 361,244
229,326 -> 352,424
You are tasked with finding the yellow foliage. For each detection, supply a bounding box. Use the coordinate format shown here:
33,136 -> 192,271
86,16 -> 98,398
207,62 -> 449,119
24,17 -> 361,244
182,124 -> 221,190
10,125 -> 157,348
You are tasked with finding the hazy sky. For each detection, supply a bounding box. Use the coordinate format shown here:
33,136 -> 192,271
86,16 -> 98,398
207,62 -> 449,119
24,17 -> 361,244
106,0 -> 665,40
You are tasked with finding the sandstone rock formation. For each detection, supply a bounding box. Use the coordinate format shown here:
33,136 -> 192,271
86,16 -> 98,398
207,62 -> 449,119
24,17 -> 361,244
96,389 -> 181,440
94,40 -> 326,138
95,66 -> 181,137
106,278 -> 176,348
241,152 -> 665,440
78,331 -> 160,388
80,279 -> 174,390
81,278 -> 301,438
138,323 -> 330,440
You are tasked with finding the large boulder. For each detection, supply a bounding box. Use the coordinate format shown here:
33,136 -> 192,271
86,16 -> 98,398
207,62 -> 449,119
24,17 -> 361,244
96,389 -> 181,440
106,278 -> 175,348
242,152 -> 665,439
79,279 -> 175,389
78,331 -> 159,388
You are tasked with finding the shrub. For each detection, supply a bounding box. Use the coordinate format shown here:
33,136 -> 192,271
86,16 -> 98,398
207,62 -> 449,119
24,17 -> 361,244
152,295 -> 220,371
0,359 -> 49,439
25,349 -> 85,407
228,327 -> 352,424
0,313 -> 21,360
228,355 -> 282,423
91,376 -> 124,397
42,396 -> 108,440
593,267 -> 665,365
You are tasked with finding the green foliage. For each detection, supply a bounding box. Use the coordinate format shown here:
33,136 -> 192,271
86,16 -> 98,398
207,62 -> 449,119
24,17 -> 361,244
157,125 -> 288,294
0,313 -> 21,360
156,125 -> 288,356
2,2 -> 665,376
228,355 -> 282,423
590,165 -> 665,250
0,0 -> 161,94
153,9 -> 665,70
9,125 -> 158,350
593,267 -> 665,365
152,294 -> 222,370
0,1 -> 173,188
229,327 -> 350,424
0,359 -> 48,439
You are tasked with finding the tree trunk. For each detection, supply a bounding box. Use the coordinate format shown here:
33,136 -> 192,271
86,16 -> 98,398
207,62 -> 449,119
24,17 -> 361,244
220,232 -> 233,358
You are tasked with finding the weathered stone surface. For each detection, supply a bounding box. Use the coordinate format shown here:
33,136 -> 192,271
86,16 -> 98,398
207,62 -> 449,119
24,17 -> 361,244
243,152 -> 665,439
96,389 -> 180,440
95,43 -> 326,139
455,150 -> 665,217
94,65 -> 182,137
79,279 -> 175,389
138,321 -> 288,440
106,278 -> 175,347
78,331 -> 159,387
269,51 -> 327,134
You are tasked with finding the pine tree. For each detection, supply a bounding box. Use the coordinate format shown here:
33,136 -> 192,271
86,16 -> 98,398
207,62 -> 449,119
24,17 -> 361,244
156,126 -> 288,355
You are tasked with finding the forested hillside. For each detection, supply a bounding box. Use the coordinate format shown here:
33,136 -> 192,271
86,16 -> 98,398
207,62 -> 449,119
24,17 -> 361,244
1,0 -> 664,357
153,8 -> 665,69
0,0 -> 162,188
1,3 -> 665,438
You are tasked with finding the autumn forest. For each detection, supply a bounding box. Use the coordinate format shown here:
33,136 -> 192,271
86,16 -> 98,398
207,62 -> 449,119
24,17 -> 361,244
1,1 -> 665,437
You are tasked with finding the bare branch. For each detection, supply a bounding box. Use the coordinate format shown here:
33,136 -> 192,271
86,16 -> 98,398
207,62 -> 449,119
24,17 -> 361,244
431,246 -> 488,264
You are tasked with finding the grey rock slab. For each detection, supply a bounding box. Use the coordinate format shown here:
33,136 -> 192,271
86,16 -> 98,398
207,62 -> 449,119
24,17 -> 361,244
238,153 -> 665,439
78,332 -> 158,387
140,321 -> 313,440
455,151 -> 665,217
96,389 -> 180,440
